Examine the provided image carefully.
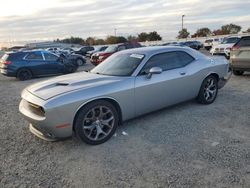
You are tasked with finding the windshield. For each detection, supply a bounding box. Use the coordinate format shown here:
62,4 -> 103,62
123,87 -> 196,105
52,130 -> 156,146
91,53 -> 145,76
104,45 -> 118,53
222,37 -> 239,44
205,39 -> 213,43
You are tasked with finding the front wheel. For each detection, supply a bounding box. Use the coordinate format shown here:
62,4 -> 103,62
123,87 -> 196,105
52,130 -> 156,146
197,75 -> 218,104
74,100 -> 119,145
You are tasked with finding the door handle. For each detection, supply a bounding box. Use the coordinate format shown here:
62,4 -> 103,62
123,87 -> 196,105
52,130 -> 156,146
180,72 -> 186,75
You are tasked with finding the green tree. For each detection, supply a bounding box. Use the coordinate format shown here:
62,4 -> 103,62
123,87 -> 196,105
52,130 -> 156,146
177,28 -> 190,39
192,28 -> 211,37
147,31 -> 162,41
221,23 -> 241,34
105,36 -> 127,44
95,39 -> 106,45
55,36 -> 85,45
212,29 -> 224,35
86,37 -> 96,45
138,32 -> 148,42
127,35 -> 138,42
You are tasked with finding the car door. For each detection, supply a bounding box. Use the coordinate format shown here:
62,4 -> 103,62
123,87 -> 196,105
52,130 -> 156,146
24,51 -> 47,76
43,52 -> 65,74
134,51 -> 197,116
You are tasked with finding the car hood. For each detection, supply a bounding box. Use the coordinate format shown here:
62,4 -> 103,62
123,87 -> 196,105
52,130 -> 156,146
26,72 -> 123,100
213,43 -> 234,49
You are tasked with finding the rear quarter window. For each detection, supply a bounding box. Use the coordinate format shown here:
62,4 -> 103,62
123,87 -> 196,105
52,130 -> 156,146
237,37 -> 250,47
2,53 -> 26,61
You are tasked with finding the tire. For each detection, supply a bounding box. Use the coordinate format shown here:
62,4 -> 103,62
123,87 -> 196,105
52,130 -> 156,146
66,65 -> 77,73
76,58 -> 84,66
74,100 -> 119,145
233,70 -> 244,76
16,68 -> 32,81
197,75 -> 218,104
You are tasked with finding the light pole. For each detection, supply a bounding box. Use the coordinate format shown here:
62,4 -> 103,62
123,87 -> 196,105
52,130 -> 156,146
114,28 -> 117,36
182,15 -> 185,30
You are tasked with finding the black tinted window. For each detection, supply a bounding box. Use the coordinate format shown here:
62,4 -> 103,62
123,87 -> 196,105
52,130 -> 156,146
141,51 -> 194,74
26,52 -> 43,60
44,52 -> 58,61
117,45 -> 126,51
237,37 -> 250,47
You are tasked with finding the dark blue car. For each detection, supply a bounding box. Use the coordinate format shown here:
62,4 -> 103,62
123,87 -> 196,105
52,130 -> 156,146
0,50 -> 78,80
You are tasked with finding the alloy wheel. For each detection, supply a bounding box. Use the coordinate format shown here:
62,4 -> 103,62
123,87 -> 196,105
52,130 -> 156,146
82,106 -> 115,141
203,78 -> 217,102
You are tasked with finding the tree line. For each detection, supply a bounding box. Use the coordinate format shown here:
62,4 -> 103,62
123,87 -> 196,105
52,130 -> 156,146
178,23 -> 250,39
54,31 -> 162,45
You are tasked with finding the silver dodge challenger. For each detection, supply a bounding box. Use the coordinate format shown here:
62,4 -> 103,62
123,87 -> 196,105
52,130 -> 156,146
19,46 -> 231,145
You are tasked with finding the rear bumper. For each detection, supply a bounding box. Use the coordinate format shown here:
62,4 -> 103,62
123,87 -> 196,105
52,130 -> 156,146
0,68 -> 16,77
230,60 -> 250,71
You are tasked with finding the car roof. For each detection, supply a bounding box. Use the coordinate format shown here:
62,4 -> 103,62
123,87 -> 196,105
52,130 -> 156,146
119,46 -> 189,55
118,46 -> 207,60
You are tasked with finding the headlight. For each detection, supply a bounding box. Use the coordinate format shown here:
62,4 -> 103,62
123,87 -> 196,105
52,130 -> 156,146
99,55 -> 105,60
27,101 -> 45,117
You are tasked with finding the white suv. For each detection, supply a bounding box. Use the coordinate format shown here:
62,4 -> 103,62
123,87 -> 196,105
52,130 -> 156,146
210,37 -> 240,59
204,38 -> 222,50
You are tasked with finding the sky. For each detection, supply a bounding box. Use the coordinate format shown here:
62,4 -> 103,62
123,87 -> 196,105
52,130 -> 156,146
0,0 -> 250,46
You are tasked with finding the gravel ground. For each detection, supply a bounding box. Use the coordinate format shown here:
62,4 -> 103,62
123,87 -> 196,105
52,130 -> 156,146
0,55 -> 250,188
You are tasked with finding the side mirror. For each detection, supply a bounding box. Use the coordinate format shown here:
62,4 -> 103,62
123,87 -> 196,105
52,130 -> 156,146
147,67 -> 162,79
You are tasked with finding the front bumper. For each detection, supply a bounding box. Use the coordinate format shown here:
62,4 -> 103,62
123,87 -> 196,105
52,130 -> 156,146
90,58 -> 103,66
19,91 -> 73,141
29,123 -> 58,141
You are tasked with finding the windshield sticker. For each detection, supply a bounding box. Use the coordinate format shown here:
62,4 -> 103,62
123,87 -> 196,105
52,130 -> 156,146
130,54 -> 144,59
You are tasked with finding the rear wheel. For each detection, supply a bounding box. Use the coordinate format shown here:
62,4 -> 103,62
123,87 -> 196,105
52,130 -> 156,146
197,75 -> 218,104
233,70 -> 244,76
74,100 -> 119,145
16,69 -> 32,81
76,58 -> 84,66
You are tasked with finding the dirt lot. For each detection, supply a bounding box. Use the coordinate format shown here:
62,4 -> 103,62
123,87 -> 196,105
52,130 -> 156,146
0,58 -> 250,188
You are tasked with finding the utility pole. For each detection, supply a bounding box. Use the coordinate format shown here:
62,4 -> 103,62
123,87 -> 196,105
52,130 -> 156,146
114,28 -> 117,36
182,15 -> 185,30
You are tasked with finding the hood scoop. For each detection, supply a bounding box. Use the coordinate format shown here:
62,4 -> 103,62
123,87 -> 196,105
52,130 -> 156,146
55,82 -> 69,86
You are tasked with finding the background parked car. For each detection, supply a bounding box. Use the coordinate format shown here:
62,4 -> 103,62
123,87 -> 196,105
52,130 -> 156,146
0,50 -> 78,80
180,41 -> 203,50
52,50 -> 86,66
90,42 -> 142,65
230,36 -> 250,75
210,36 -> 240,59
74,46 -> 95,56
204,38 -> 222,50
86,46 -> 108,58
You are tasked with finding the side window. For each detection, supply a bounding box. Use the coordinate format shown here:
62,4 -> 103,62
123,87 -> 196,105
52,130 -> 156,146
117,45 -> 126,51
44,52 -> 58,61
25,52 -> 43,60
176,51 -> 195,66
237,37 -> 250,47
140,51 -> 194,74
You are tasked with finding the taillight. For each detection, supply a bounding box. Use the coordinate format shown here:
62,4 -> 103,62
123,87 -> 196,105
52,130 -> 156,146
231,45 -> 240,51
3,61 -> 12,65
